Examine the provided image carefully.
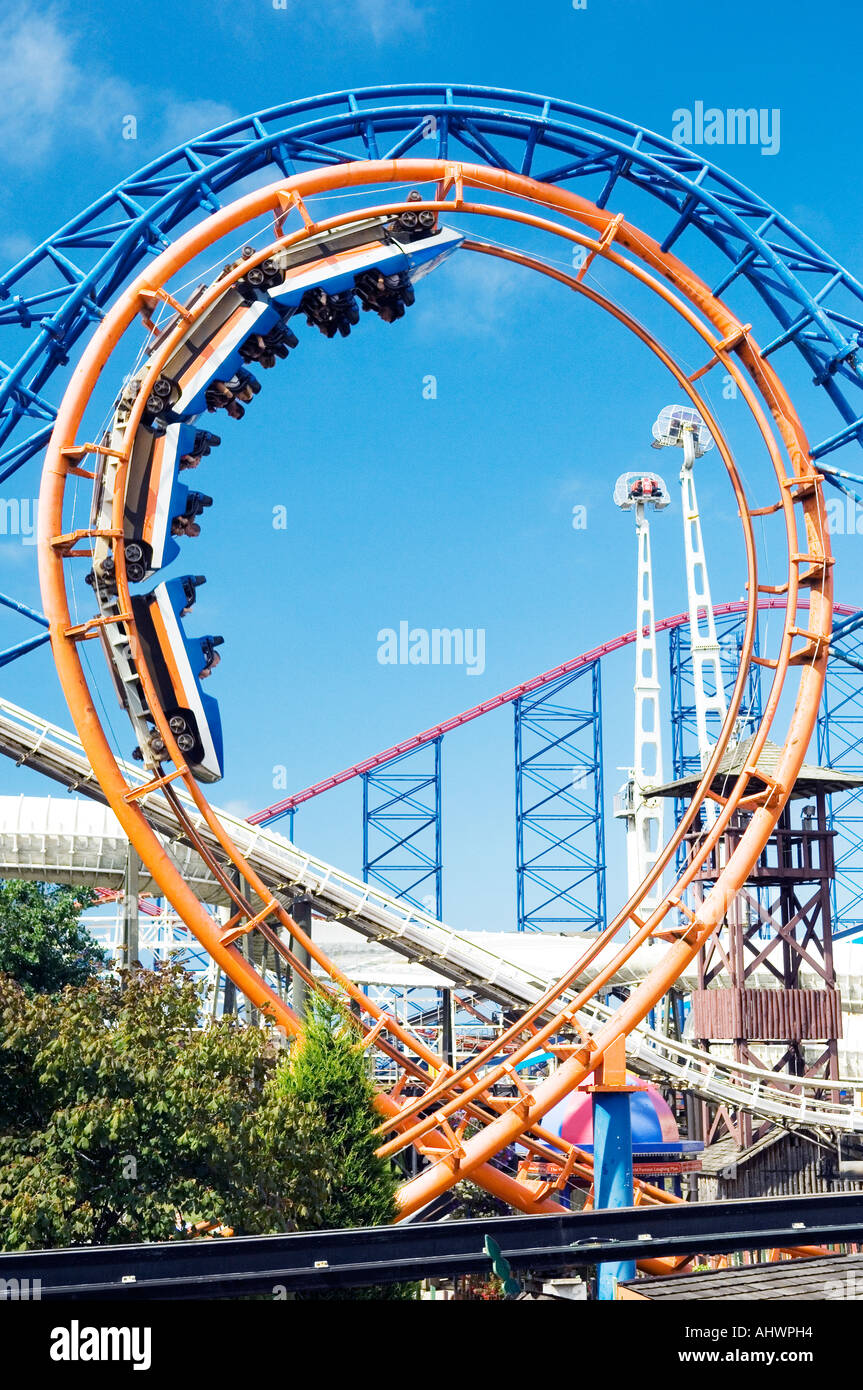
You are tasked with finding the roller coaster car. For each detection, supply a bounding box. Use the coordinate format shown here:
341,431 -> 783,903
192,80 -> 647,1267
143,278 -> 291,422
130,577 -> 224,783
90,407 -> 224,588
236,251 -> 286,296
92,219 -> 463,591
299,285 -> 360,338
93,295 -> 285,585
122,461 -> 212,582
204,368 -> 262,415
354,268 -> 415,321
263,217 -> 464,328
387,205 -> 439,242
170,490 -> 213,539
179,428 -> 221,471
237,321 -> 299,367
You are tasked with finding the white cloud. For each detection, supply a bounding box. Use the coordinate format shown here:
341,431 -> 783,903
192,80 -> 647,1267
158,99 -> 240,152
412,250 -> 534,339
0,0 -> 429,177
0,9 -> 82,162
275,0 -> 429,43
0,7 -> 237,169
0,232 -> 36,267
221,798 -> 255,821
354,0 -> 429,43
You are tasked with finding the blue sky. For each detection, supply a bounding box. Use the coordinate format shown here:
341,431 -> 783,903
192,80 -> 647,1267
1,0 -> 861,933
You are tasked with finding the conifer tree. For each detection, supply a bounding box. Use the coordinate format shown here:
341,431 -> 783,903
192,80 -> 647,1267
277,992 -> 415,1299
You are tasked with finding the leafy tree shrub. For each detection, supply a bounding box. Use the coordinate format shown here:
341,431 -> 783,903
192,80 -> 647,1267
0,880 -> 103,994
0,964 -> 331,1249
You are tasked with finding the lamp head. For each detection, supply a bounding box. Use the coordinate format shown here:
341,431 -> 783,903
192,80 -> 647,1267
651,404 -> 714,458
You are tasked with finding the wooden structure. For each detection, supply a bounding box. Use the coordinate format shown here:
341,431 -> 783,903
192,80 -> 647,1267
656,737 -> 863,1148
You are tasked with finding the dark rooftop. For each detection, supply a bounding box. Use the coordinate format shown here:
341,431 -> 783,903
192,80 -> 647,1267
651,735 -> 863,802
619,1251 -> 858,1300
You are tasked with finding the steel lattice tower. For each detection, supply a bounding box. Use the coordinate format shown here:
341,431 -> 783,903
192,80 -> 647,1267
363,740 -> 443,918
817,615 -> 863,941
515,661 -> 605,932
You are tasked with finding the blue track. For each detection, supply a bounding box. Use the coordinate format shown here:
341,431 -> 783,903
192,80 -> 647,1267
4,84 -> 863,491
4,85 -> 863,935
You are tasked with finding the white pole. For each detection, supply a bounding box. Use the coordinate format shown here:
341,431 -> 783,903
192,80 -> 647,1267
630,498 -> 665,911
680,428 -> 726,822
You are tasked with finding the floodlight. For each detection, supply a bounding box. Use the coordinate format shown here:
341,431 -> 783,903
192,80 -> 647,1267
651,404 -> 714,457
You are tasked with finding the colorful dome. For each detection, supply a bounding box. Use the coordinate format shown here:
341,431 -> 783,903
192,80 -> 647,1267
543,1072 -> 680,1148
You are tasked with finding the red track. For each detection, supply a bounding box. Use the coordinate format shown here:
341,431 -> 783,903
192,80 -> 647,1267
249,597 -> 857,823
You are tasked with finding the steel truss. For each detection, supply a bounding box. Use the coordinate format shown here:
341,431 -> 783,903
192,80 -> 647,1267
690,795 -> 841,1148
818,615 -> 863,940
515,661 -> 605,932
5,83 -> 863,500
0,590 -> 50,668
363,739 -> 442,917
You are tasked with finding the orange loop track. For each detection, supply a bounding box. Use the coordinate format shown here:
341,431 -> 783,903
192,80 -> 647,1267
37,160 -> 833,1234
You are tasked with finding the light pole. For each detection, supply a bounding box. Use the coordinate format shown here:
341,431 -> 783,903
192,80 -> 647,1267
652,405 -> 726,824
613,470 -> 670,916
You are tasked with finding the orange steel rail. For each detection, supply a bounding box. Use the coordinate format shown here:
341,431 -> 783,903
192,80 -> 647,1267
38,160 -> 833,1235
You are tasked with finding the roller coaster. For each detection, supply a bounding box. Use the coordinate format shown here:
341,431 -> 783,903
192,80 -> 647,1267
4,87 -> 863,1231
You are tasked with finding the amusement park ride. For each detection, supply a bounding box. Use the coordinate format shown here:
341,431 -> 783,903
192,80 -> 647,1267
4,85 -> 863,1290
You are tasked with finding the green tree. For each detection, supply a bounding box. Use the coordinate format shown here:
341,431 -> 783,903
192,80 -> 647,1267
276,992 -> 415,1299
0,964 -> 332,1250
0,879 -> 103,995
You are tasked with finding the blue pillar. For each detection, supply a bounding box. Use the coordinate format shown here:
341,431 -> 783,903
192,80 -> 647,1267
592,1089 -> 636,1300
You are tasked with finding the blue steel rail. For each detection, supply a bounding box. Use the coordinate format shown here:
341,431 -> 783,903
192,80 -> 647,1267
4,84 -> 863,495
